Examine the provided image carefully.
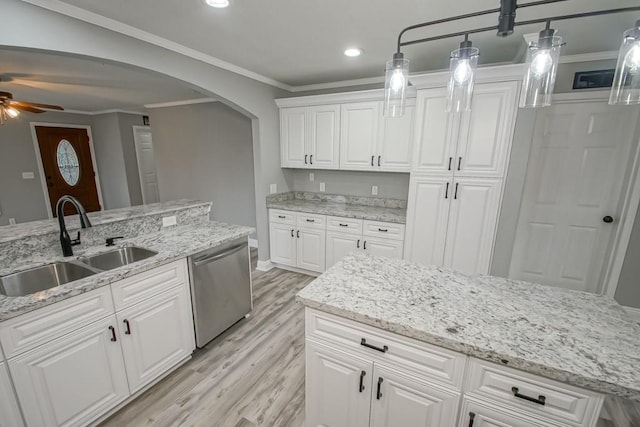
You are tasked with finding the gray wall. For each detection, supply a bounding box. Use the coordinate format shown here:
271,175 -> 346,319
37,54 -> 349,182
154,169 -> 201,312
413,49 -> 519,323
149,102 -> 257,228
291,169 -> 410,200
616,206 -> 640,308
116,113 -> 145,206
0,111 -> 93,225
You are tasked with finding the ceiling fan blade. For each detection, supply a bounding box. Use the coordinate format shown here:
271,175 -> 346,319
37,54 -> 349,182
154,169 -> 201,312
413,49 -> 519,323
12,105 -> 46,114
11,101 -> 64,111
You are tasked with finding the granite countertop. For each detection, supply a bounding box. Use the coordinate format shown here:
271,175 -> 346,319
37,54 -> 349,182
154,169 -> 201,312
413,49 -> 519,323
0,221 -> 254,322
267,199 -> 407,224
297,252 -> 640,400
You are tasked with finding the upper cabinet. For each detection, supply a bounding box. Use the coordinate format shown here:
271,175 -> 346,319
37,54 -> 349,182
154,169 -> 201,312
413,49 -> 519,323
276,90 -> 415,173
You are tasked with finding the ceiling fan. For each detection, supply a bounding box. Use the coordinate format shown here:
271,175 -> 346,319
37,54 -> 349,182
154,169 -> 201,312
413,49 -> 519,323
0,91 -> 64,124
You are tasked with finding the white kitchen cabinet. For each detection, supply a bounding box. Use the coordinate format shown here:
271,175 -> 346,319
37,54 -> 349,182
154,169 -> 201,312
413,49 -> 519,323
297,227 -> 326,273
269,222 -> 297,266
363,238 -> 403,259
370,365 -> 460,427
280,107 -> 307,168
9,316 -> 129,427
116,285 -> 195,393
377,100 -> 415,172
0,361 -> 24,427
459,399 -> 553,427
340,102 -> 380,171
306,340 -> 373,427
269,210 -> 326,273
326,231 -> 361,269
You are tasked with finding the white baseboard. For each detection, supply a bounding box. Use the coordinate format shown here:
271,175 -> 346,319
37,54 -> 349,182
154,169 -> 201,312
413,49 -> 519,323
623,306 -> 640,323
272,263 -> 321,277
248,238 -> 258,248
256,259 -> 274,272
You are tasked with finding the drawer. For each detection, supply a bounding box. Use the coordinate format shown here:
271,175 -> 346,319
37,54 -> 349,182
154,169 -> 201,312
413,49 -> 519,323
305,308 -> 466,389
111,259 -> 188,311
269,209 -> 296,225
326,216 -> 363,235
297,212 -> 326,229
363,220 -> 405,241
0,286 -> 114,359
465,358 -> 604,426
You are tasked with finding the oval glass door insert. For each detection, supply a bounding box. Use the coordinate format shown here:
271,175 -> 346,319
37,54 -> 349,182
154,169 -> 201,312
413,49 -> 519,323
56,139 -> 80,186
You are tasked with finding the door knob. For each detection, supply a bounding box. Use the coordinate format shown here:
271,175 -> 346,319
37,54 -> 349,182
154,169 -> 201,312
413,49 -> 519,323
603,216 -> 614,223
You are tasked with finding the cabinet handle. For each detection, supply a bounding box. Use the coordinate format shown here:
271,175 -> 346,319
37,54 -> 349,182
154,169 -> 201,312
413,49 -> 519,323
291,229 -> 294,238
371,155 -> 374,167
278,215 -> 286,219
109,325 -> 117,342
468,412 -> 476,427
378,155 -> 381,167
511,387 -> 546,406
306,219 -> 315,223
458,156 -> 462,171
310,155 -> 313,165
356,239 -> 360,249
376,377 -> 383,400
123,319 -> 131,335
360,338 -> 388,353
359,370 -> 366,393
448,157 -> 453,171
339,223 -> 348,227
305,154 -> 308,164
378,228 -> 388,232
363,241 -> 367,250
454,183 -> 459,200
445,182 -> 449,199
297,230 -> 300,238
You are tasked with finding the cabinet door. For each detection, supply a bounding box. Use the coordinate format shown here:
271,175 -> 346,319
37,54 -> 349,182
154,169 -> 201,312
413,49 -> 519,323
0,362 -> 24,427
117,285 -> 194,394
340,102 -> 379,171
309,105 -> 340,169
280,107 -> 308,168
269,222 -> 296,266
326,231 -> 361,269
459,399 -> 553,427
370,365 -> 460,427
297,227 -> 326,273
9,316 -> 129,427
412,88 -> 460,174
377,100 -> 415,172
443,178 -> 503,275
363,238 -> 403,260
306,340 -> 372,427
404,175 -> 452,266
455,81 -> 518,178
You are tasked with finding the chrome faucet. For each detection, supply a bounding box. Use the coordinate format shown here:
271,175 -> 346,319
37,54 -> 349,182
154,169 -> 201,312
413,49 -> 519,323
56,195 -> 92,257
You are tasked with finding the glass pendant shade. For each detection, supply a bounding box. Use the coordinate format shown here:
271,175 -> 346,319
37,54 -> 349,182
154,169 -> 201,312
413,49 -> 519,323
384,53 -> 410,117
520,31 -> 563,108
609,22 -> 640,105
446,41 -> 479,113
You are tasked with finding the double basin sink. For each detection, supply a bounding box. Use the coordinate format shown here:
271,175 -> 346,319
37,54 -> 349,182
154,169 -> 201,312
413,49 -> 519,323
0,246 -> 158,298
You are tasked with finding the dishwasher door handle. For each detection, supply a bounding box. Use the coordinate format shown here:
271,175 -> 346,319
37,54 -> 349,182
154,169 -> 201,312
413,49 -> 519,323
192,244 -> 247,267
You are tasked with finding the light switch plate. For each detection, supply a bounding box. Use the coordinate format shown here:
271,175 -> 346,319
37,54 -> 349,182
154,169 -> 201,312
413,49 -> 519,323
162,216 -> 177,227
22,172 -> 35,180
309,173 -> 315,182
372,186 -> 378,196
319,182 -> 326,192
9,218 -> 16,225
270,184 -> 277,194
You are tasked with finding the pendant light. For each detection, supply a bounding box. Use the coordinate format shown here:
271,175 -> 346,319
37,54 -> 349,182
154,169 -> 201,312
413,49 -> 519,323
383,52 -> 410,118
446,36 -> 480,113
609,20 -> 640,105
519,24 -> 563,108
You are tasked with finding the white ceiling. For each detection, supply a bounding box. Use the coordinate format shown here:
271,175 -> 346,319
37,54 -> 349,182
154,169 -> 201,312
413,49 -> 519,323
0,49 -> 207,112
53,0 -> 640,86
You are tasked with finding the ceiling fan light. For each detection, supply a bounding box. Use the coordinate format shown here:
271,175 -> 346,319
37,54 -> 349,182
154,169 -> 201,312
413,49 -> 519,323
5,106 -> 19,118
609,20 -> 640,105
519,29 -> 563,108
447,39 -> 479,113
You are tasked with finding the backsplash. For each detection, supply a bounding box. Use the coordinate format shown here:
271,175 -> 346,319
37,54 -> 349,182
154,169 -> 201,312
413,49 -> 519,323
267,191 -> 407,209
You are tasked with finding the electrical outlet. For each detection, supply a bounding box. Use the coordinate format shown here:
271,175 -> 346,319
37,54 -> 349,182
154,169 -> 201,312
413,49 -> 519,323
372,186 -> 378,196
309,173 -> 315,182
270,183 -> 277,194
22,172 -> 35,180
162,216 -> 177,227
319,182 -> 326,192
9,218 -> 16,225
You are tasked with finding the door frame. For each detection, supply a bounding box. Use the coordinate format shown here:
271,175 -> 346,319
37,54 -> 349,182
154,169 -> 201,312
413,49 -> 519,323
132,125 -> 156,205
29,122 -> 104,218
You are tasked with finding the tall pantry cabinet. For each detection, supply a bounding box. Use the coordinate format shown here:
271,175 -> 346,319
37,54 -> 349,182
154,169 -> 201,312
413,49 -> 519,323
404,81 -> 519,275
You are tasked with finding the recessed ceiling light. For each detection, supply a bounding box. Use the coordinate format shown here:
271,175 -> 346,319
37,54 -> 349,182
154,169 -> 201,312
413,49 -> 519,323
205,0 -> 229,8
344,48 -> 363,57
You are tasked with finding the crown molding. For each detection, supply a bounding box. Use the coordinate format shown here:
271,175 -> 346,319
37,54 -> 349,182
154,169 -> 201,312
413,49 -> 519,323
559,51 -> 618,64
42,108 -> 146,115
288,76 -> 385,93
144,98 -> 218,109
275,87 -> 417,108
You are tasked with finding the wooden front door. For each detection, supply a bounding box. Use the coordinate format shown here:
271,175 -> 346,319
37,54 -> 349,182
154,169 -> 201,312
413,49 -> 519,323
35,126 -> 101,216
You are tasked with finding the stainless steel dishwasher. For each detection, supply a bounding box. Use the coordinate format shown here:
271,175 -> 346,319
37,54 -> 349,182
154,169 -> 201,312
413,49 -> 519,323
188,237 -> 252,348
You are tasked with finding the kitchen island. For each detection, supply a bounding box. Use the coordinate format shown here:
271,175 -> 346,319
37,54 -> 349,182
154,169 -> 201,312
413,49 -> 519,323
297,252 -> 640,427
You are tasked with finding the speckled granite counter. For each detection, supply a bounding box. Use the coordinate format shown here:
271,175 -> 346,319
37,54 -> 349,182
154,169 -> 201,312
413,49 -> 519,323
0,221 -> 253,321
267,192 -> 407,224
297,252 -> 640,401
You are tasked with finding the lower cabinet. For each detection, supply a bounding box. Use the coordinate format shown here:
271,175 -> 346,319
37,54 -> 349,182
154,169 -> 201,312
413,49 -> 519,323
269,222 -> 297,266
0,361 -> 24,427
297,227 -> 326,272
269,211 -> 326,273
9,316 -> 129,427
459,398 -> 551,427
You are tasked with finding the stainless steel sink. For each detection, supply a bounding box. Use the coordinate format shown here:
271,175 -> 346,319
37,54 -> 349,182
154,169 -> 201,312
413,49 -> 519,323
79,246 -> 158,271
0,262 -> 98,297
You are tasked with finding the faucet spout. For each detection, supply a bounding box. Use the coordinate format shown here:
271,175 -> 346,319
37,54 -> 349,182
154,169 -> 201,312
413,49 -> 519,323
56,195 -> 92,257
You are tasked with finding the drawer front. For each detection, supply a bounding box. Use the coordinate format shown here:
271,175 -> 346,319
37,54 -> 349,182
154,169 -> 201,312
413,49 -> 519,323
465,359 -> 604,426
0,286 -> 114,359
305,308 -> 466,389
269,209 -> 296,225
111,259 -> 188,311
363,220 -> 405,241
297,213 -> 326,229
326,216 -> 363,235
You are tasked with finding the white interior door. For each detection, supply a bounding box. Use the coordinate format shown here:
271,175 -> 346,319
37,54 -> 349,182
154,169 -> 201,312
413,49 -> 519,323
133,126 -> 160,204
509,102 -> 640,292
